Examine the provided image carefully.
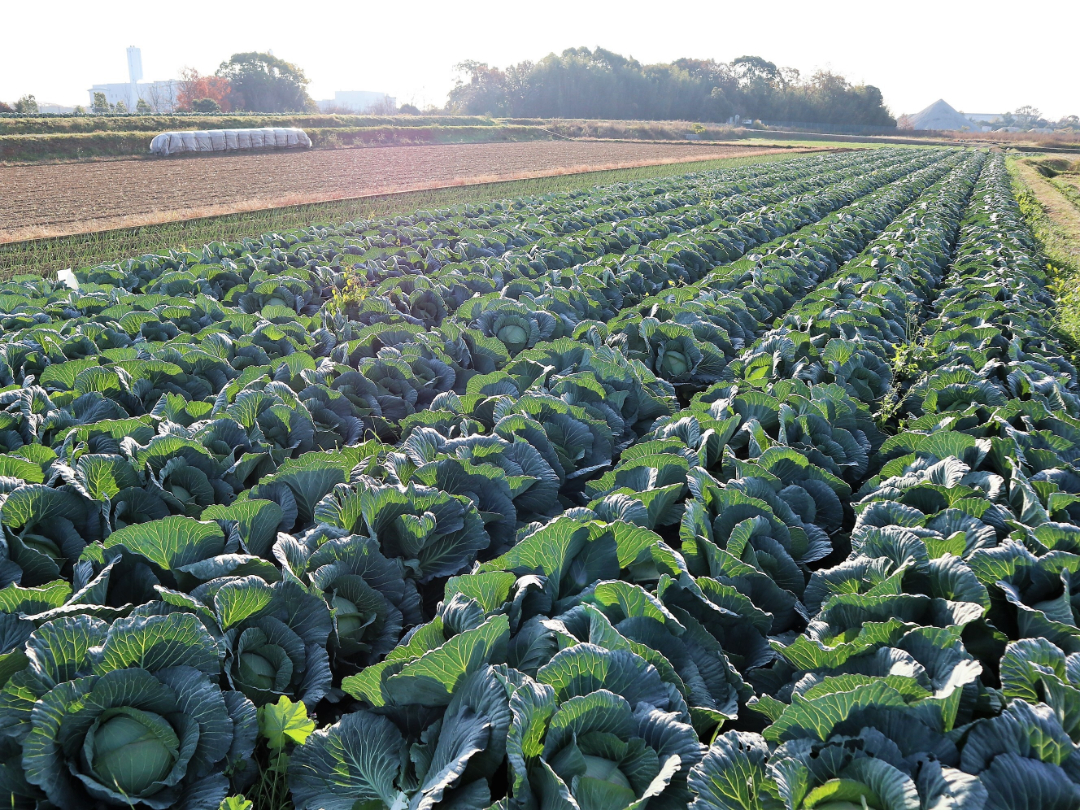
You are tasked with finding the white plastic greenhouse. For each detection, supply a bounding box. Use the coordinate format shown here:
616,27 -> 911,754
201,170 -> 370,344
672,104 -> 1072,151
149,127 -> 312,156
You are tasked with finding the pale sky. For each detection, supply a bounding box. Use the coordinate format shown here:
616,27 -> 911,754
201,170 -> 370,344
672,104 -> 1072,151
3,0 -> 1077,119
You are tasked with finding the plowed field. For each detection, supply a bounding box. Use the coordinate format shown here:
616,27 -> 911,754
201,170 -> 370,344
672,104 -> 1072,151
0,140 -> 813,242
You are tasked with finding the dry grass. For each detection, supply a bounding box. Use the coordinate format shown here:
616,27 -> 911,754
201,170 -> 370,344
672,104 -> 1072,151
953,130 -> 1080,149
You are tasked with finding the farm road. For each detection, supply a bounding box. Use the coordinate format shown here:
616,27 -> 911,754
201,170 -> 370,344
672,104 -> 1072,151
0,141 -> 810,243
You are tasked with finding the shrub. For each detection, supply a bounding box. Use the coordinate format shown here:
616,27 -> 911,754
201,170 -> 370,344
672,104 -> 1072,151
191,97 -> 224,114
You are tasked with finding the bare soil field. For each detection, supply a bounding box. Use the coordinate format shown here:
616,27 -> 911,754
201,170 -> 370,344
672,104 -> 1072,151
0,140 -> 816,243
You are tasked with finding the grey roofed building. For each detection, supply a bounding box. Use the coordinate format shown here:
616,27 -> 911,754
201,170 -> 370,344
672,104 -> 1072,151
36,102 -> 77,114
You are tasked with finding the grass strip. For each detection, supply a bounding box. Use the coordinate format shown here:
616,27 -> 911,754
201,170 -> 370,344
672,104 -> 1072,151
1050,174 -> 1080,211
0,125 -> 558,163
0,113 -> 496,136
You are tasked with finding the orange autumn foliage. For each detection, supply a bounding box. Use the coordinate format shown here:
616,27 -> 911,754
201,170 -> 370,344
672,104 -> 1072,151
178,68 -> 234,112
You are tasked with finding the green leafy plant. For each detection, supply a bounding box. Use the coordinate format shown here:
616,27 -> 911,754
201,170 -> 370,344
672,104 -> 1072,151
251,696 -> 315,810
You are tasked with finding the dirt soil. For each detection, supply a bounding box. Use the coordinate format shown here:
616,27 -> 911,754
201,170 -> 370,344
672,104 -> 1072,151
0,140 -> 813,243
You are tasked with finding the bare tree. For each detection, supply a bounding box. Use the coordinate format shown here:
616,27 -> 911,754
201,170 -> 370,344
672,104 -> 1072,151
177,67 -> 200,107
144,82 -> 179,113
779,67 -> 801,91
1013,105 -> 1041,128
14,94 -> 38,114
364,95 -> 398,115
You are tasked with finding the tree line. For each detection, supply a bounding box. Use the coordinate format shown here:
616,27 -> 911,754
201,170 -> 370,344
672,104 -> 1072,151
1,48 -> 892,122
0,53 -> 318,115
981,106 -> 1080,132
173,52 -> 316,114
4,46 -> 1077,128
446,48 -> 896,126
0,95 -> 41,114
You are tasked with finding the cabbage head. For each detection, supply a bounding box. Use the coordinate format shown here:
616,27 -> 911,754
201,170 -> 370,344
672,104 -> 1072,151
507,644 -> 704,810
5,614 -> 256,810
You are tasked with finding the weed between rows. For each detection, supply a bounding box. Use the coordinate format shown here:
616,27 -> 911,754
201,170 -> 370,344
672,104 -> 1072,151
874,163 -> 985,435
875,310 -> 939,433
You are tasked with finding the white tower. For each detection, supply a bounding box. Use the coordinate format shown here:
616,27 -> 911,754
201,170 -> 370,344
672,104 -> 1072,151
126,47 -> 143,110
127,47 -> 143,83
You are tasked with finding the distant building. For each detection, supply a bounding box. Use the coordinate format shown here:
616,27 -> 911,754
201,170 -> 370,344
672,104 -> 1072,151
89,80 -> 179,113
963,112 -> 1005,125
89,47 -> 180,112
316,91 -> 396,113
37,102 -> 77,114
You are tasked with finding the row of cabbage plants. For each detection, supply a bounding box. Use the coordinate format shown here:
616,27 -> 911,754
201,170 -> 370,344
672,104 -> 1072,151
0,148 -> 943,809
83,150 -> 885,296
93,149 -> 910,294
276,152 -> 993,810
299,152 -> 1080,810
279,151 -> 991,810
2,147 -> 1070,810
563,150 -> 1080,810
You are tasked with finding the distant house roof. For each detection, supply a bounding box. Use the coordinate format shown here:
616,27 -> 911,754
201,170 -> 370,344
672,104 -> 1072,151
964,113 -> 1005,123
37,102 -> 77,114
899,99 -> 975,131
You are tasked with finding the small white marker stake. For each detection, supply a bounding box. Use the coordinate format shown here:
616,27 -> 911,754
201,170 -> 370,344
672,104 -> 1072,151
57,269 -> 79,290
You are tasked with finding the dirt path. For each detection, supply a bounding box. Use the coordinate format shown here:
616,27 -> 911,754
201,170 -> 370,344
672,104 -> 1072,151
1015,160 -> 1080,260
0,141 -> 810,243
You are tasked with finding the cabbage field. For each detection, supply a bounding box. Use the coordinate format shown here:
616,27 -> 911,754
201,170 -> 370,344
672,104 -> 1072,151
1,147 -> 1078,810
